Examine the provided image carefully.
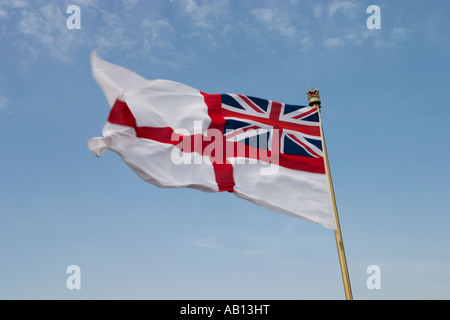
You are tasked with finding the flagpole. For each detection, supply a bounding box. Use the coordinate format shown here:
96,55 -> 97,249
307,88 -> 353,300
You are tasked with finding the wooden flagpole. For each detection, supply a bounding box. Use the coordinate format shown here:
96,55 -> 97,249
307,88 -> 353,300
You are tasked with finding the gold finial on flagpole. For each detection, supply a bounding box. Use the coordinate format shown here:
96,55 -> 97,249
307,87 -> 321,107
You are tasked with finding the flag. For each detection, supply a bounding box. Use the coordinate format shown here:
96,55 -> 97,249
88,52 -> 336,229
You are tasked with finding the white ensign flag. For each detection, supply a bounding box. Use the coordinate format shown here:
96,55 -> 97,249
88,52 -> 336,229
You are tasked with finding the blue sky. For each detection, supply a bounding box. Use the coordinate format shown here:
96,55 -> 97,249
0,0 -> 449,300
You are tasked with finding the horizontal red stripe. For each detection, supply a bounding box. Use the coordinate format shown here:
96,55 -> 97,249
223,140 -> 325,174
135,126 -> 178,145
107,98 -> 325,179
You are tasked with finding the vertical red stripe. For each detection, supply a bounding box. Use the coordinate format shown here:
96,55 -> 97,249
201,92 -> 236,192
212,162 -> 235,192
268,101 -> 283,156
269,101 -> 282,123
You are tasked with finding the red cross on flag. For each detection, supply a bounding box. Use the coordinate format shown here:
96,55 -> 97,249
88,52 -> 336,229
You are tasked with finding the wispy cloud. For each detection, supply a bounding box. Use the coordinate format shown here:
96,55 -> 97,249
179,0 -> 227,29
0,0 -> 186,68
2,1 -> 85,64
141,18 -> 174,48
251,8 -> 297,38
0,95 -> 7,109
327,0 -> 358,17
123,0 -> 139,11
0,94 -> 11,114
321,24 -> 411,50
0,0 -> 416,67
140,17 -> 193,68
390,27 -> 408,42
323,37 -> 344,48
312,4 -> 323,19
92,9 -> 138,53
190,238 -> 219,250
